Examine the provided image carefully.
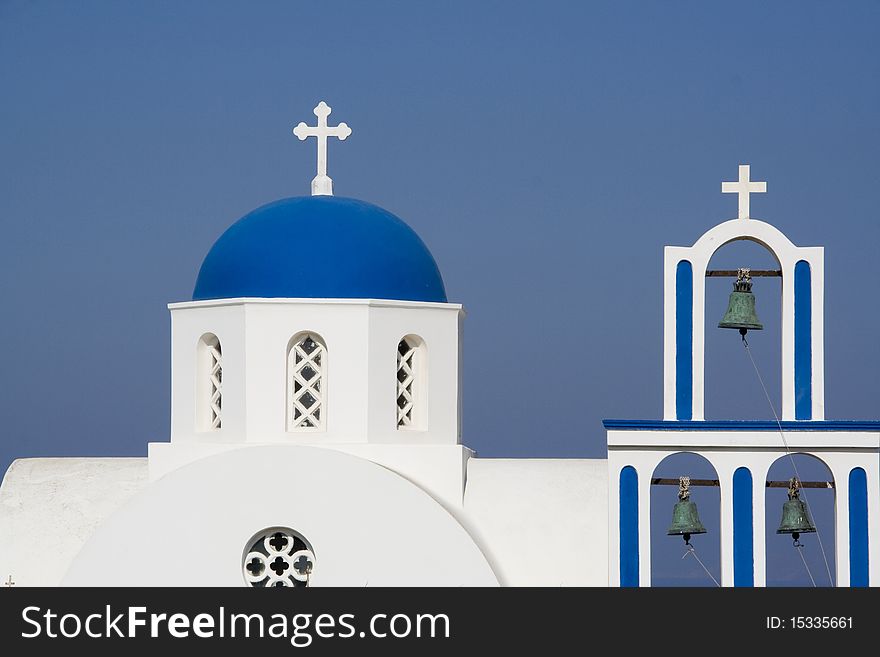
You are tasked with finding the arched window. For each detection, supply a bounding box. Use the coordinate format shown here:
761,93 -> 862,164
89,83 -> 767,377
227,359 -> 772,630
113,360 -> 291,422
197,334 -> 222,431
287,333 -> 326,431
396,335 -> 425,430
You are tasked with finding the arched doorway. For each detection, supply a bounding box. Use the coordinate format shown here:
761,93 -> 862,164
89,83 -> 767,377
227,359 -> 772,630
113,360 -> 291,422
650,452 -> 720,586
764,453 -> 836,586
704,239 -> 782,420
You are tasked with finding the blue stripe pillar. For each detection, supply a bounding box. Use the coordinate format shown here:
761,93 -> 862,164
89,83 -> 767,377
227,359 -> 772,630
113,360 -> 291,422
676,261 -> 693,420
620,466 -> 639,587
849,468 -> 869,587
794,261 -> 812,420
733,467 -> 754,586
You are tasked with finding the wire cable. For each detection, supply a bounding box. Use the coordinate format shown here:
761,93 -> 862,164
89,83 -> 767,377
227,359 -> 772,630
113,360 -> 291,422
682,543 -> 721,587
742,334 -> 834,586
796,543 -> 817,587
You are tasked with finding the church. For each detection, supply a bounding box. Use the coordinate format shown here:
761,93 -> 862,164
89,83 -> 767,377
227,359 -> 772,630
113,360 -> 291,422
1,102 -> 877,587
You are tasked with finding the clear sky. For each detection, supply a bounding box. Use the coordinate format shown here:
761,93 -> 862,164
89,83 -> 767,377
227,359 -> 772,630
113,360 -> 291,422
1,1 -> 877,586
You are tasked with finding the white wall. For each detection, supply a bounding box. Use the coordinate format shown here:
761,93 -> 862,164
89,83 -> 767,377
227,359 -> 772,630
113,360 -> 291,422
171,304 -> 247,443
1,451 -> 615,587
366,304 -> 462,444
607,428 -> 880,587
0,458 -> 148,586
163,298 -> 469,513
63,446 -> 499,587
462,458 -> 609,586
169,298 -> 462,445
149,442 -> 473,511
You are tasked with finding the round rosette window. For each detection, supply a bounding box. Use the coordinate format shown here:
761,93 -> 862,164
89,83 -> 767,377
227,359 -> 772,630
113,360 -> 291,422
242,528 -> 315,587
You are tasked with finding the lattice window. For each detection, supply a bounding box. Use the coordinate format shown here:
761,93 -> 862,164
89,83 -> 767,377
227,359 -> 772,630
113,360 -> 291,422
397,337 -> 418,428
208,342 -> 222,429
288,334 -> 325,430
197,334 -> 222,431
243,528 -> 315,588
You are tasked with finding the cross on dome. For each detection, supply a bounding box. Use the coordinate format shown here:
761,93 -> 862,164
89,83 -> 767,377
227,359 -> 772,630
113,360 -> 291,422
721,164 -> 766,220
293,101 -> 352,196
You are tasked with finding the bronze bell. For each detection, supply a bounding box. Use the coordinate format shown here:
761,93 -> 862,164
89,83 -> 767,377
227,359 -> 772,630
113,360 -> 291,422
718,268 -> 764,335
777,478 -> 817,544
667,476 -> 707,544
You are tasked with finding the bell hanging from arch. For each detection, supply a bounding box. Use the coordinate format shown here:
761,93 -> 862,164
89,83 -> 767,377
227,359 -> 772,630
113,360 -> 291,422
667,476 -> 707,544
718,268 -> 764,335
777,478 -> 817,543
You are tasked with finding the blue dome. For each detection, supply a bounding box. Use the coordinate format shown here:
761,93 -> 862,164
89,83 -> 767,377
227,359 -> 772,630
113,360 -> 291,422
193,196 -> 447,302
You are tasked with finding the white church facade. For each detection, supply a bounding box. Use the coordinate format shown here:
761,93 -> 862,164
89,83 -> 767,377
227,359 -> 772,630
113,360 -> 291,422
0,104 -> 877,587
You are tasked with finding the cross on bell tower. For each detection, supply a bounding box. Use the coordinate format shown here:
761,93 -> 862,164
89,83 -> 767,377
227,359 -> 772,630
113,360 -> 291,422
722,164 -> 767,220
293,101 -> 352,196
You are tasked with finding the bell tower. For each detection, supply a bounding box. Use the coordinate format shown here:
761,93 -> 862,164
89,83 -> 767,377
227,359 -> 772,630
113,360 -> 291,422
662,164 -> 825,422
605,164 -> 880,588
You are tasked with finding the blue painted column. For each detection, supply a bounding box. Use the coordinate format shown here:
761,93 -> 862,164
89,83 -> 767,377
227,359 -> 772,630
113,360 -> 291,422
620,466 -> 639,587
849,468 -> 869,587
733,467 -> 754,586
794,261 -> 812,420
676,261 -> 693,420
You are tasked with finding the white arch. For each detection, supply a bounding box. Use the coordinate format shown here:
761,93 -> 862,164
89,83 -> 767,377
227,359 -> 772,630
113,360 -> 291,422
649,451 -> 722,586
609,438 -> 880,588
763,451 -> 837,587
64,446 -> 500,586
663,218 -> 824,421
691,218 -> 795,264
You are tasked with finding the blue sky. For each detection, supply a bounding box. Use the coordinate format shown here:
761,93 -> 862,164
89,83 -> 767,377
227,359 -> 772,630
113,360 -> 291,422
1,1 -> 877,586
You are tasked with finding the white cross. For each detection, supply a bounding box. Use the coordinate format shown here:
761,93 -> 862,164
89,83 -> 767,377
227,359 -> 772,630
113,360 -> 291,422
722,164 -> 766,220
293,101 -> 352,196
4,574 -> 14,587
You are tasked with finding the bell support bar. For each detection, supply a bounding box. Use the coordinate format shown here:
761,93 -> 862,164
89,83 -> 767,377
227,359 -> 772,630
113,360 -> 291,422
651,478 -> 834,488
706,270 -> 782,277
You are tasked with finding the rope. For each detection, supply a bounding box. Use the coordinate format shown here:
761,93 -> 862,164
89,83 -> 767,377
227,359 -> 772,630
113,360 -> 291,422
796,543 -> 817,587
683,543 -> 721,587
742,334 -> 835,586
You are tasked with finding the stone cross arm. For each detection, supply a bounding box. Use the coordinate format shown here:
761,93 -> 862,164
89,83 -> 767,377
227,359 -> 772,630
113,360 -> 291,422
722,164 -> 766,220
292,101 -> 352,196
